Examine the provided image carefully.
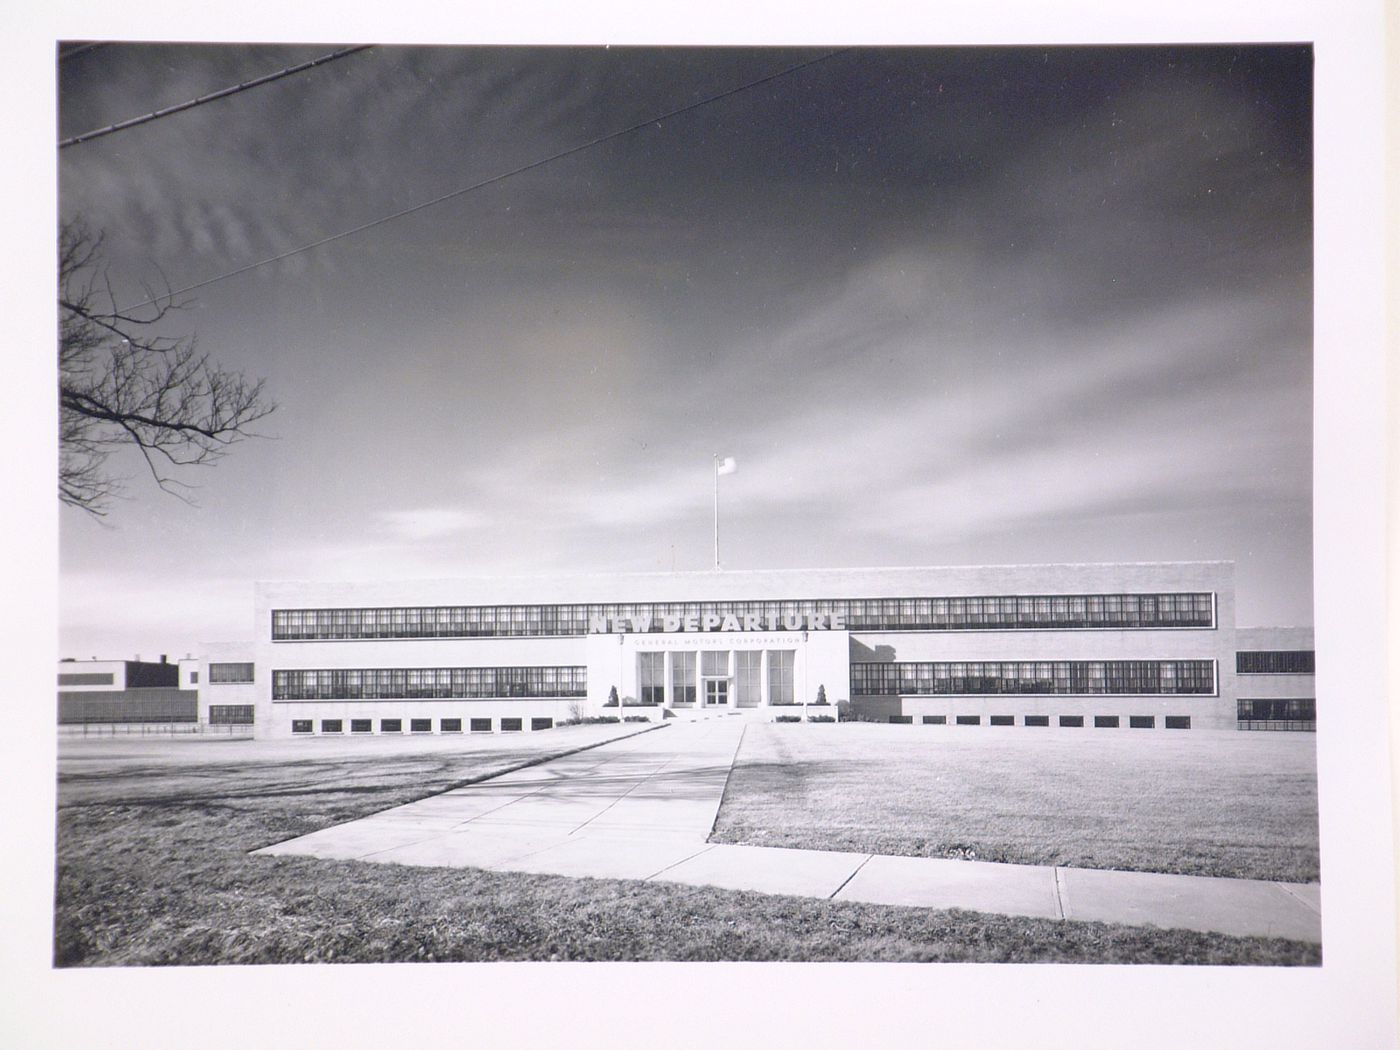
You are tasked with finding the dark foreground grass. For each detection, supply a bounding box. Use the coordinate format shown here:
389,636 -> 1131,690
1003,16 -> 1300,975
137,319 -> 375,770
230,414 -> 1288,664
710,724 -> 1321,883
54,731 -> 1318,966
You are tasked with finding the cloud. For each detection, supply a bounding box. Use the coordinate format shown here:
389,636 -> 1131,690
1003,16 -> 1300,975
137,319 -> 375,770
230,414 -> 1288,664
377,508 -> 486,541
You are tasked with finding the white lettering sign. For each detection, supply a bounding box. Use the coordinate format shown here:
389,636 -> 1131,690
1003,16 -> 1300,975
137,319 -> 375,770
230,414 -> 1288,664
589,611 -> 846,633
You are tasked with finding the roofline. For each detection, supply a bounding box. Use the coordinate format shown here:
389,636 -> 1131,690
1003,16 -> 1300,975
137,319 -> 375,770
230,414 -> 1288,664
255,560 -> 1236,588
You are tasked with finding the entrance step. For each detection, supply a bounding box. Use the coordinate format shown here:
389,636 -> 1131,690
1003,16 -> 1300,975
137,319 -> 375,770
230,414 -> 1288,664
664,707 -> 836,723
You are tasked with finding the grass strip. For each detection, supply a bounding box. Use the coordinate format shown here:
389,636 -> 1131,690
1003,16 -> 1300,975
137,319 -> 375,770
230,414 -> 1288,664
55,726 -> 1318,966
710,724 -> 1321,883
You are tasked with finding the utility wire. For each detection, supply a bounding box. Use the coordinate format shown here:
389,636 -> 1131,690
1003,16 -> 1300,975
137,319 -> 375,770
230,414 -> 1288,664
118,48 -> 848,312
59,43 -> 105,63
60,45 -> 372,148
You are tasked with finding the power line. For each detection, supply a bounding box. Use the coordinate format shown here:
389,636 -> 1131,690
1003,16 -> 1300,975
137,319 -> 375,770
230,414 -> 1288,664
60,45 -> 373,149
119,48 -> 848,312
59,43 -> 105,63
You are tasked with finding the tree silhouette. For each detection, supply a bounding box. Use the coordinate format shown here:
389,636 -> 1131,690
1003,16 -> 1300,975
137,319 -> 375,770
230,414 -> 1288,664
58,219 -> 275,515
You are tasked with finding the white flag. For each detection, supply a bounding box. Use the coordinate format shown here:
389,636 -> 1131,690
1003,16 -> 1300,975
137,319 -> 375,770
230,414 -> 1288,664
716,456 -> 737,476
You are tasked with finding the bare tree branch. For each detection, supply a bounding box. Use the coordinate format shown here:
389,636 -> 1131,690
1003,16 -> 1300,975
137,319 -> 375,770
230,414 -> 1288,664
58,218 -> 276,515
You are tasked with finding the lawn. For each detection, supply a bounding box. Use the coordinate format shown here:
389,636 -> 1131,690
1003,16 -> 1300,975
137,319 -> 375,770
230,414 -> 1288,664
709,723 -> 1320,882
53,723 -> 1318,966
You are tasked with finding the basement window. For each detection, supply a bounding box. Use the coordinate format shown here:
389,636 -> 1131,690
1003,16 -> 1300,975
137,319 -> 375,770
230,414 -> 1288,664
1024,715 -> 1050,727
410,719 -> 432,733
350,719 -> 372,733
1165,716 -> 1191,730
291,720 -> 312,734
921,715 -> 946,725
1094,716 -> 1120,729
380,719 -> 402,734
1058,716 -> 1084,728
441,718 -> 462,733
1129,716 -> 1155,729
531,717 -> 554,731
320,719 -> 343,734
470,718 -> 492,733
955,715 -> 981,726
501,718 -> 523,732
989,715 -> 1013,726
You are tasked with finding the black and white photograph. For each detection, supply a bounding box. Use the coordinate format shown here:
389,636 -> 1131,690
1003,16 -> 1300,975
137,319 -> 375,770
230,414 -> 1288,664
8,4 -> 1396,1048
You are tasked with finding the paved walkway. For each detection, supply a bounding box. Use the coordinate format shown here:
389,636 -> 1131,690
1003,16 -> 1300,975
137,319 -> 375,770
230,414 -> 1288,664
254,719 -> 1322,944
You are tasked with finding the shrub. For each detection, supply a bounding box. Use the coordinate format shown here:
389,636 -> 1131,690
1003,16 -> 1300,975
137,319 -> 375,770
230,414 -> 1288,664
774,715 -> 802,723
622,715 -> 651,723
807,714 -> 835,723
604,686 -> 619,708
815,684 -> 828,706
578,715 -> 619,724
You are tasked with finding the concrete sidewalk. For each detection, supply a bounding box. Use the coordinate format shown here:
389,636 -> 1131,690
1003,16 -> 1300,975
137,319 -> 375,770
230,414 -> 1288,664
254,718 -> 1322,944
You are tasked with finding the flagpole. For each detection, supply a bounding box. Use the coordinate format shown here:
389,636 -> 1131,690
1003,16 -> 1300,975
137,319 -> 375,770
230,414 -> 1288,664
713,454 -> 720,570
713,455 -> 736,570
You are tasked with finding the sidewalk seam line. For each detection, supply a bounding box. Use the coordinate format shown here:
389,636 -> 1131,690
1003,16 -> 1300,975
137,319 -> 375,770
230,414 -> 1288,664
827,854 -> 874,900
450,754 -> 631,827
645,843 -> 719,881
565,753 -> 687,835
1273,880 -> 1322,915
1052,867 -> 1067,921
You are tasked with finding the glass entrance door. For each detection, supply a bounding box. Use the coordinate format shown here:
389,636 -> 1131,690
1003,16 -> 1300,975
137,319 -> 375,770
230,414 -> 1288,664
704,679 -> 729,706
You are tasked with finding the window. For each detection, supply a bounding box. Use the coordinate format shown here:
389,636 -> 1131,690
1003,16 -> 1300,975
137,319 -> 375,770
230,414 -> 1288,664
1024,715 -> 1050,727
351,719 -> 372,733
501,718 -> 522,732
767,650 -> 795,706
270,591 -> 1214,640
1059,715 -> 1084,727
320,719 -> 343,733
733,650 -> 763,707
1129,716 -> 1155,729
209,662 -> 255,684
410,718 -> 432,733
209,704 -> 254,725
470,718 -> 492,733
638,652 -> 666,705
380,719 -> 402,733
441,718 -> 462,733
922,715 -> 947,725
271,666 -> 587,701
889,715 -> 913,724
701,650 -> 729,677
291,720 -> 312,734
191,671 -> 199,684
990,715 -> 1014,726
671,652 -> 696,705
57,672 -> 115,686
1094,716 -> 1120,728
1165,716 -> 1191,729
955,715 -> 981,725
850,660 -> 1215,696
1236,650 -> 1315,675
531,717 -> 554,731
1237,698 -> 1317,721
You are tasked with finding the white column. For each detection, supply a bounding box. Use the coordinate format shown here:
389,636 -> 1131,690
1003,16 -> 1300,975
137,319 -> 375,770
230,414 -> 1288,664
799,635 -> 809,709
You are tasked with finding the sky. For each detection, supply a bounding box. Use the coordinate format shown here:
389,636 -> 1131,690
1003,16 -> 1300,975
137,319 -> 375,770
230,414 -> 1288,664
56,43 -> 1314,658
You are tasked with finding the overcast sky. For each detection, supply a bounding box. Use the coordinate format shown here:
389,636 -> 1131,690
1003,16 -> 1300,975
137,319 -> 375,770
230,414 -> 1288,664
57,44 -> 1313,658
